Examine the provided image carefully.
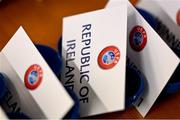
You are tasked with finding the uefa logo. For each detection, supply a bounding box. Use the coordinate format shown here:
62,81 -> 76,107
98,46 -> 120,69
129,25 -> 147,52
24,64 -> 43,90
177,9 -> 180,26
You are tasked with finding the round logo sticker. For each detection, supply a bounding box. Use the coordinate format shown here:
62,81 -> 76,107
98,46 -> 120,69
24,64 -> 43,90
129,25 -> 147,52
177,9 -> 180,26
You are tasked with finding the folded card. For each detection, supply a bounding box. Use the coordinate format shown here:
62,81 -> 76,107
106,0 -> 180,117
154,0 -> 180,26
0,107 -> 8,119
61,3 -> 127,117
136,0 -> 180,53
0,27 -> 73,119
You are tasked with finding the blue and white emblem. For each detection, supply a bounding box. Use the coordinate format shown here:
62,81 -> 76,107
98,46 -> 120,69
25,64 -> 43,90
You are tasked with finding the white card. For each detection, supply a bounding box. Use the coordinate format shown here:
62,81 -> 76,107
0,27 -> 74,119
0,107 -> 8,119
106,0 -> 180,117
137,0 -> 180,51
127,2 -> 179,117
61,4 -> 127,117
154,0 -> 180,26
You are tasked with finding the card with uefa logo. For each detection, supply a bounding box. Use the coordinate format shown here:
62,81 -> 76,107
61,3 -> 127,117
106,0 -> 180,118
137,0 -> 180,56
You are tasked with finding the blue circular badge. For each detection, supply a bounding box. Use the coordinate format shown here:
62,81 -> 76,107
129,26 -> 147,52
98,46 -> 120,69
24,64 -> 43,90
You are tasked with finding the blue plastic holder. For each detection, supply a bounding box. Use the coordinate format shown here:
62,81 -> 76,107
126,64 -> 145,107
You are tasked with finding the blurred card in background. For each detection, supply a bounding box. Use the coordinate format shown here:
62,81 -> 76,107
127,2 -> 179,117
154,0 -> 180,26
137,0 -> 180,52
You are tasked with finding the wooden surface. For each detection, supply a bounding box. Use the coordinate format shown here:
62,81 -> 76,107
0,0 -> 179,119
